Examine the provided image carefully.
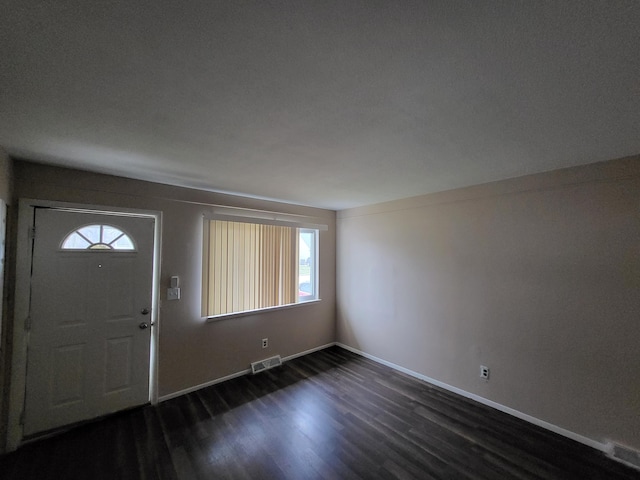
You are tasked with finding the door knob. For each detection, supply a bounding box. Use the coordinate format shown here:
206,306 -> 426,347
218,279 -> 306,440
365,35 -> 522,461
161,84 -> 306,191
141,308 -> 150,315
139,322 -> 149,330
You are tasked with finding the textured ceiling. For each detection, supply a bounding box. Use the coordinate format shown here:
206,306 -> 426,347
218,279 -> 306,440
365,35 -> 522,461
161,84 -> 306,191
1,1 -> 639,210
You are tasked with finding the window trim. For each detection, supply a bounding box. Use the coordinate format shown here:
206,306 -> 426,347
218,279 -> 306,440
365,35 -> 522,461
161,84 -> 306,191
201,212 -> 325,319
206,212 -> 328,231
297,227 -> 319,303
205,298 -> 322,322
208,205 -> 329,231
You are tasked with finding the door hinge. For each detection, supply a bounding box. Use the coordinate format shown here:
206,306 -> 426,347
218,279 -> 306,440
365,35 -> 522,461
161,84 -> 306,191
25,316 -> 32,331
29,226 -> 36,240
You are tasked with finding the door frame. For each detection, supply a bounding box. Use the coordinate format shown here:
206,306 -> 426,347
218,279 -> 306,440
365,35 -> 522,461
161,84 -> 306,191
7,198 -> 162,451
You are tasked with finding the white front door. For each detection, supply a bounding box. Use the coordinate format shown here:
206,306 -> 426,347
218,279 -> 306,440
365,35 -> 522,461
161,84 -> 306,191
23,208 -> 155,436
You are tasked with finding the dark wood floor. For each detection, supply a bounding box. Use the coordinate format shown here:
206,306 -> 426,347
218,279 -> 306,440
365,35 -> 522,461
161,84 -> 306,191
1,346 -> 638,480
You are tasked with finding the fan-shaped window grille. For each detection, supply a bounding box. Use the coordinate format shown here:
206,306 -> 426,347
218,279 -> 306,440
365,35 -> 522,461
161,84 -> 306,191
61,224 -> 135,251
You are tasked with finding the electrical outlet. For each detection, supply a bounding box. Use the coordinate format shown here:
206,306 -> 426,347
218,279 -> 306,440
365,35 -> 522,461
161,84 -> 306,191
480,365 -> 490,380
262,338 -> 268,349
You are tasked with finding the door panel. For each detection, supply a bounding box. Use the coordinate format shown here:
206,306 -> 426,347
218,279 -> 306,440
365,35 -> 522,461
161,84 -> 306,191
24,209 -> 155,436
51,345 -> 86,406
105,337 -> 133,393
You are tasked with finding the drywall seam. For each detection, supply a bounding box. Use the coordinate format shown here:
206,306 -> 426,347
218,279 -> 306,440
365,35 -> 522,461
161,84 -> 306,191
335,342 -> 607,453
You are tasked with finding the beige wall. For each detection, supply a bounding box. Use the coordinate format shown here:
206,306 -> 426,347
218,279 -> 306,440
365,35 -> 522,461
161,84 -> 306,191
0,148 -> 13,203
13,161 -> 336,398
337,156 -> 640,450
0,147 -> 13,453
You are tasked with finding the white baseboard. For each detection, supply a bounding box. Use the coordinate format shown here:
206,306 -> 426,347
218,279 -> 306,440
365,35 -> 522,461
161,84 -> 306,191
158,368 -> 251,402
282,342 -> 336,362
157,341 -> 610,456
335,342 -> 607,453
158,342 -> 336,402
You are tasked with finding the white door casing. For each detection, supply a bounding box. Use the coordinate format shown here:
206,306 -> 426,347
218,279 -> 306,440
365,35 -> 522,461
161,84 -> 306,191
23,208 -> 155,436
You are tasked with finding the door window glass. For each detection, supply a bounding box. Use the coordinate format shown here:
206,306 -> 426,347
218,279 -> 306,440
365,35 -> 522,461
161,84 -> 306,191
61,225 -> 135,250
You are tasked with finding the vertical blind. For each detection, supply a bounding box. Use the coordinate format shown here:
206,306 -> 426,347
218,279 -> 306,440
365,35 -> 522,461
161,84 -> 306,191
202,220 -> 297,316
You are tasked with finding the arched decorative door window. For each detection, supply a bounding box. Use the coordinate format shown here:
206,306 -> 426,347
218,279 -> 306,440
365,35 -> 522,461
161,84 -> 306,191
61,224 -> 136,251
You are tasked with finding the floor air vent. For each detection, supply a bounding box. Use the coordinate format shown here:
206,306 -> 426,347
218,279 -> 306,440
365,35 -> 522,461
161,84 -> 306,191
251,355 -> 282,374
608,443 -> 640,470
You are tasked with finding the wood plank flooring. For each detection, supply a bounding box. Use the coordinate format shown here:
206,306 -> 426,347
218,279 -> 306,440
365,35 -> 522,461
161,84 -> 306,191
1,346 -> 638,479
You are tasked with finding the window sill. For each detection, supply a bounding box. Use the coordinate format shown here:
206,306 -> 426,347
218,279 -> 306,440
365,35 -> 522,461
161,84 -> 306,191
205,299 -> 322,323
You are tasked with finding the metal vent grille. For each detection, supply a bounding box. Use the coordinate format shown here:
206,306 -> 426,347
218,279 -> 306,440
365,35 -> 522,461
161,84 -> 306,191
611,443 -> 640,470
251,355 -> 282,374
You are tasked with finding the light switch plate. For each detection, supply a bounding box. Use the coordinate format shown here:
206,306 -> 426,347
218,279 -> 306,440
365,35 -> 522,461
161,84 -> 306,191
167,287 -> 181,300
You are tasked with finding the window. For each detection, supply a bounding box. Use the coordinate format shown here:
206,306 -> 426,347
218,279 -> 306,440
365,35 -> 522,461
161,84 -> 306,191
298,229 -> 316,300
202,219 -> 318,317
61,224 -> 135,250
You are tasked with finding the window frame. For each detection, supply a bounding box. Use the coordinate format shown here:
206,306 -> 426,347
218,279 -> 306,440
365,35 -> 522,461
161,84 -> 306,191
202,214 -> 324,320
297,228 -> 318,304
60,223 -> 137,251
